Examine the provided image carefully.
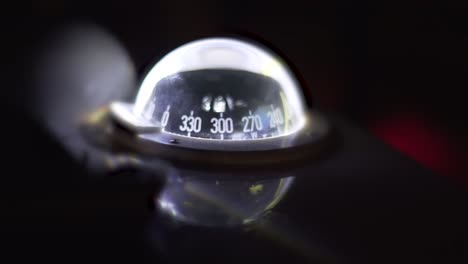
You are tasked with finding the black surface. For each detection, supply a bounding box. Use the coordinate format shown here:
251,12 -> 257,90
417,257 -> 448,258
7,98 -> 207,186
1,2 -> 467,261
1,112 -> 466,264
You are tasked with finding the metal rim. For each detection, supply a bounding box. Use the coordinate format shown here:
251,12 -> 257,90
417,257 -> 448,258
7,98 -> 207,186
81,108 -> 334,170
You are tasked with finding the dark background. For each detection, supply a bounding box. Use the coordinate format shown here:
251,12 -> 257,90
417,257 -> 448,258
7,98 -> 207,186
0,1 -> 467,263
2,0 -> 467,181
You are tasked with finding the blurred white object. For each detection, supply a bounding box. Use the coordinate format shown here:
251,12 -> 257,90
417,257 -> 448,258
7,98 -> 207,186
33,23 -> 137,158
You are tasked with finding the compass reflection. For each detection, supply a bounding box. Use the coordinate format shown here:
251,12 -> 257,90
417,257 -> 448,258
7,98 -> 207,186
156,171 -> 294,226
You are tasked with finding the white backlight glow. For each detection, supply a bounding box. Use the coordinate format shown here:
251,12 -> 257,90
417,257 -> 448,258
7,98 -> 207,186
133,38 -> 307,131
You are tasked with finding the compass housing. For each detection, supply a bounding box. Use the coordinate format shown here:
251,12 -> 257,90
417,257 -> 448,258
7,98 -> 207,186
108,37 -> 332,166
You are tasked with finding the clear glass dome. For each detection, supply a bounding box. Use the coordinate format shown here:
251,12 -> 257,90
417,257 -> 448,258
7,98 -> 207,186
132,37 -> 308,140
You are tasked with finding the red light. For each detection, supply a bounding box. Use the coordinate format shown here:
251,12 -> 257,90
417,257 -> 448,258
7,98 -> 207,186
369,112 -> 467,184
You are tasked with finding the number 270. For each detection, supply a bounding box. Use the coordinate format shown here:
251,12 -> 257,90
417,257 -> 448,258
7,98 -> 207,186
242,115 -> 263,132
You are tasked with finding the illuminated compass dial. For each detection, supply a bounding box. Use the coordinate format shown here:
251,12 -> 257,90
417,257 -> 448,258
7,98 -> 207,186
141,69 -> 294,140
109,37 -> 329,157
